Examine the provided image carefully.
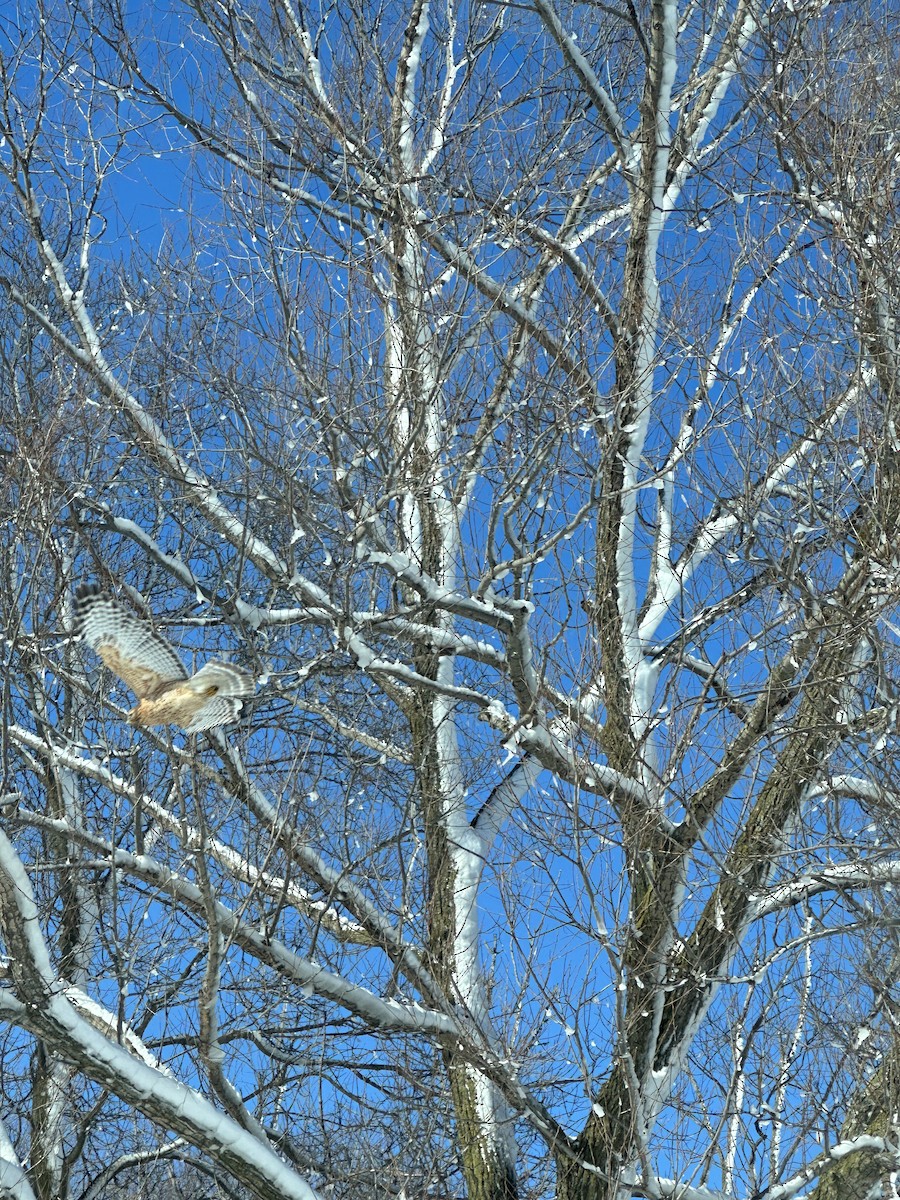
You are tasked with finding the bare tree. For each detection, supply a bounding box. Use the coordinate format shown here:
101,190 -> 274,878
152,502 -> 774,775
0,0 -> 899,1198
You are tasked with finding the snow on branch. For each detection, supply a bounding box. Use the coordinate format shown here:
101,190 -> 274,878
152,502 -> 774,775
639,1179 -> 728,1200
0,1116 -> 38,1200
0,986 -> 321,1200
78,1142 -> 195,1200
765,1135 -> 900,1200
752,857 -> 900,918
12,714 -> 437,1005
673,382 -> 861,591
664,0 -> 759,211
4,801 -> 570,1163
0,277 -> 287,583
472,756 -> 542,851
213,738 -> 447,1002
0,828 -> 322,1198
62,984 -> 172,1075
284,693 -> 413,765
115,33 -> 603,416
6,726 -> 375,949
359,548 -> 516,630
0,828 -> 56,993
392,0 -> 430,176
533,0 -> 632,168
512,721 -> 656,811
7,811 -> 457,1036
82,504 -> 209,598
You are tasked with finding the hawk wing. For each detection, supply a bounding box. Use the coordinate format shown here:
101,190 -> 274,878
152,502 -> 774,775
183,694 -> 248,733
73,584 -> 187,698
182,661 -> 256,732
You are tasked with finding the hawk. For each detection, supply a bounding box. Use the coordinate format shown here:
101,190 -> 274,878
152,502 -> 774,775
73,584 -> 255,732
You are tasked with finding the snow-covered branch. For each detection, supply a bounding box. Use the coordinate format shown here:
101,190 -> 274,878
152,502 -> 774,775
0,827 -> 320,1199
0,1118 -> 37,1200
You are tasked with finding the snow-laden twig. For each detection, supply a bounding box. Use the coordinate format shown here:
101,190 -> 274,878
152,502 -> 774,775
769,915 -> 814,1178
514,722 -> 657,811
14,720 -> 437,995
0,277 -> 288,584
84,504 -> 209,598
99,838 -> 459,1035
420,0 -> 461,172
284,693 -> 413,765
512,218 -> 622,339
640,226 -> 812,653
635,1178 -> 729,1199
663,0 -> 759,211
194,835 -> 276,1141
